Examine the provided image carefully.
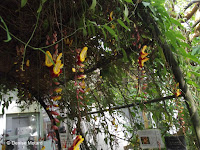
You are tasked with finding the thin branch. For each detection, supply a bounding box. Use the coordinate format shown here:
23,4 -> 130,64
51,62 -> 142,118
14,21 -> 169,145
192,19 -> 200,28
84,94 -> 181,116
184,1 -> 200,10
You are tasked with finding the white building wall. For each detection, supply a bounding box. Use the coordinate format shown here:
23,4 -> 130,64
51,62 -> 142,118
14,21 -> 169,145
0,91 -> 43,150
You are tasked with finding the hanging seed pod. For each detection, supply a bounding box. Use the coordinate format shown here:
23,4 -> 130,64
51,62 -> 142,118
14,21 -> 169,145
52,125 -> 59,130
54,118 -> 60,123
51,111 -> 59,116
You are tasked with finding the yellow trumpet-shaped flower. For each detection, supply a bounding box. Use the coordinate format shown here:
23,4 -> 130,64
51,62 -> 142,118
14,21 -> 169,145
139,45 -> 149,67
54,87 -> 62,93
53,60 -> 64,75
45,51 -> 53,67
56,53 -> 62,62
140,45 -> 149,59
80,47 -> 88,62
139,57 -> 149,67
175,89 -> 182,97
80,80 -> 86,89
141,45 -> 147,53
64,38 -> 73,46
72,68 -> 76,72
109,11 -> 113,21
51,95 -> 62,101
26,60 -> 30,67
73,135 -> 84,150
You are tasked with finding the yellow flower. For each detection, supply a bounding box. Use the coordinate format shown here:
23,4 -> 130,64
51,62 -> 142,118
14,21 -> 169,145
109,11 -> 113,21
56,53 -> 62,62
111,24 -> 115,29
54,88 -> 62,93
80,80 -> 86,89
51,95 -> 62,101
80,47 -> 88,62
72,68 -> 76,72
53,60 -> 63,75
45,51 -> 53,67
79,68 -> 84,72
41,146 -> 45,150
139,45 -> 149,67
77,75 -> 86,79
26,60 -> 30,67
73,135 -> 84,150
64,38 -> 73,46
85,88 -> 90,92
175,89 -> 181,97
141,45 -> 147,53
140,45 -> 149,59
139,57 -> 149,67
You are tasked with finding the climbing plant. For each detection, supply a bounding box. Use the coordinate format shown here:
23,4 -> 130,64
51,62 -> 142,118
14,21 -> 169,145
0,0 -> 199,149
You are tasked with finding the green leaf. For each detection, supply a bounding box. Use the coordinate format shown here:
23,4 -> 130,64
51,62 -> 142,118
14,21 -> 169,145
42,0 -> 47,4
42,19 -> 49,31
187,79 -> 200,88
191,72 -> 200,77
37,0 -> 47,13
121,48 -> 128,62
0,16 -> 12,42
142,2 -> 150,7
100,27 -> 107,39
104,137 -> 108,144
123,0 -> 133,3
89,0 -> 96,11
91,24 -> 96,35
103,25 -> 118,40
173,30 -> 185,40
191,46 -> 200,55
86,21 -> 92,35
21,0 -> 27,8
179,42 -> 190,49
170,18 -> 184,29
117,19 -> 130,31
83,28 -> 87,36
179,47 -> 200,64
124,4 -> 128,21
37,4 -> 42,13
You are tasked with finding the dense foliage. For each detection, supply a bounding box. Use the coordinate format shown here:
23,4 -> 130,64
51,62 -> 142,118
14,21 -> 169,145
0,0 -> 200,149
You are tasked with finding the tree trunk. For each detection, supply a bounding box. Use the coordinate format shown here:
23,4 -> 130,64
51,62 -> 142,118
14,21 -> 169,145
143,10 -> 200,148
